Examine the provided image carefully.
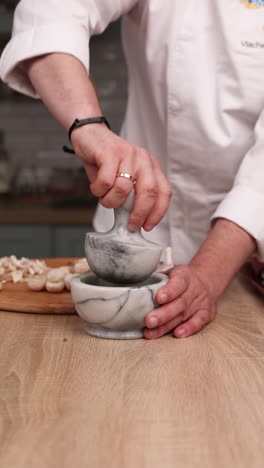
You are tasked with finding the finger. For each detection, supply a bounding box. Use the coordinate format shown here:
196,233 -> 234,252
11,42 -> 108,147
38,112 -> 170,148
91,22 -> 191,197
90,156 -> 120,198
145,298 -> 185,329
127,152 -> 158,231
146,278 -> 199,329
173,309 -> 211,339
100,177 -> 134,208
144,314 -> 183,340
155,268 -> 189,305
99,157 -> 135,208
143,159 -> 172,231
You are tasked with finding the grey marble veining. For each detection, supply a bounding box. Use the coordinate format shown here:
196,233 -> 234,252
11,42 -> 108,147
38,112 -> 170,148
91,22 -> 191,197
85,192 -> 162,284
85,233 -> 162,284
71,272 -> 168,340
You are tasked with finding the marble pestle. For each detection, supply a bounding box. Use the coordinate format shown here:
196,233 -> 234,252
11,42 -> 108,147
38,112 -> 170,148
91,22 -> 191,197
85,191 -> 162,284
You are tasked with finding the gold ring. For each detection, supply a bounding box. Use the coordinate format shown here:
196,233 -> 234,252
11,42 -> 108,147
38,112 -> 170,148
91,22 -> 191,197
116,172 -> 136,184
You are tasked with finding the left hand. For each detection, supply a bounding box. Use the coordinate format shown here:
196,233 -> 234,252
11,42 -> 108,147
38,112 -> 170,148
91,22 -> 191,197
144,265 -> 216,339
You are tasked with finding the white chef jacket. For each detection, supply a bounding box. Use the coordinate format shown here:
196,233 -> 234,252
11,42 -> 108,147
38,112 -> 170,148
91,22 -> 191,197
1,0 -> 264,264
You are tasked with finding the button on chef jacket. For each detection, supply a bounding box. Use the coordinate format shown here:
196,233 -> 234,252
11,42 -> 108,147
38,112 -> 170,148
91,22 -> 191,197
1,0 -> 264,264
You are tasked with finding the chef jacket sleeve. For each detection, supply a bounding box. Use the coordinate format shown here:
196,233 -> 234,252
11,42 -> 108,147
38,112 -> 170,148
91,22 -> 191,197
211,109 -> 264,261
0,0 -> 137,98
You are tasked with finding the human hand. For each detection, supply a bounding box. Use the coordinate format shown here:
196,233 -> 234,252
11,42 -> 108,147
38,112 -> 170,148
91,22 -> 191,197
71,124 -> 171,231
144,265 -> 216,339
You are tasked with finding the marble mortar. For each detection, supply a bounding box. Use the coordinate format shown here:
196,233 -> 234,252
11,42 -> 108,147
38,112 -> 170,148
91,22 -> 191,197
71,271 -> 168,339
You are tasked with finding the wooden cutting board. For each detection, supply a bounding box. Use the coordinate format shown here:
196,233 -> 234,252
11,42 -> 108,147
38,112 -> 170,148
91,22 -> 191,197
0,258 -> 77,315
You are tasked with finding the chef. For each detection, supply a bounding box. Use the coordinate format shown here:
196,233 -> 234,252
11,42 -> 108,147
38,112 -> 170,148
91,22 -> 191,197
1,0 -> 264,340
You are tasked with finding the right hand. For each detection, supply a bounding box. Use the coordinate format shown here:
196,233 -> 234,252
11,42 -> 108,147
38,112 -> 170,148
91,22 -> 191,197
71,123 -> 172,232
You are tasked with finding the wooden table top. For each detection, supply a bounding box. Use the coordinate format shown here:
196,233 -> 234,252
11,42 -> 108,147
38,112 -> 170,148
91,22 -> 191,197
0,276 -> 264,468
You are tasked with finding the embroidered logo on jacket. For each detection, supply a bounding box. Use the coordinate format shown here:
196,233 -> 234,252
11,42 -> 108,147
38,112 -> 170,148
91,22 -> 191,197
241,0 -> 264,7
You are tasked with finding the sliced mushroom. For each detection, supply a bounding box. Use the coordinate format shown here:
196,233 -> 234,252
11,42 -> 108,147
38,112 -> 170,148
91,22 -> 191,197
27,275 -> 47,291
73,259 -> 90,274
47,268 -> 66,283
45,280 -> 65,293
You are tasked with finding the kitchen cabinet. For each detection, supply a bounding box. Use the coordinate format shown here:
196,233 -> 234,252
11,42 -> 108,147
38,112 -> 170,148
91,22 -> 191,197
0,224 -> 92,258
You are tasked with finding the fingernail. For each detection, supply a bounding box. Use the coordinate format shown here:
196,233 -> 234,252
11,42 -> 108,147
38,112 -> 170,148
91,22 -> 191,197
149,316 -> 158,328
159,292 -> 168,303
176,328 -> 186,338
144,224 -> 154,232
128,224 -> 137,232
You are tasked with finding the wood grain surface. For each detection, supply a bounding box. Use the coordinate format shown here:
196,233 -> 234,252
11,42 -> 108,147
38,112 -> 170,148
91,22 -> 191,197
0,258 -> 77,314
0,277 -> 264,468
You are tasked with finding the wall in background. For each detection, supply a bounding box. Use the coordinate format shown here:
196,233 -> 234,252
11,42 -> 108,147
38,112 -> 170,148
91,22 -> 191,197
0,19 -> 128,180
0,13 -> 128,257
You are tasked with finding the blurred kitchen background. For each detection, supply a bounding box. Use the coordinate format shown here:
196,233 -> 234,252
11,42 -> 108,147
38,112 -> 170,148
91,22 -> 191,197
0,1 -> 128,258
